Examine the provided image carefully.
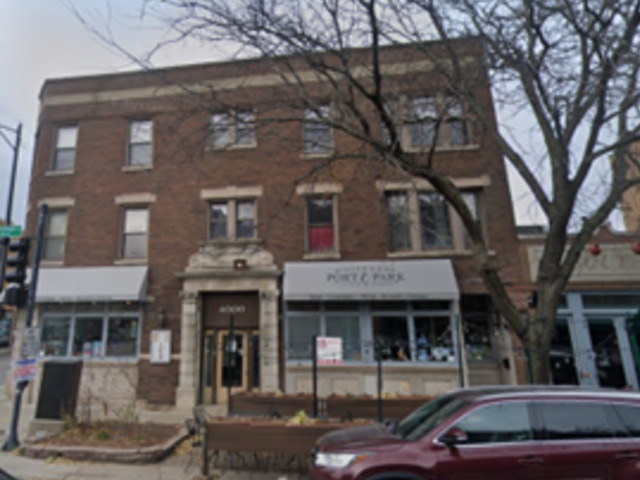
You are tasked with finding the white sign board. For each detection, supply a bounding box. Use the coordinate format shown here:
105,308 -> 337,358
13,358 -> 37,383
150,330 -> 171,364
316,337 -> 343,365
20,327 -> 40,358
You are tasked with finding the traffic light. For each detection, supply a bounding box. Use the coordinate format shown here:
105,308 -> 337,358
5,237 -> 30,285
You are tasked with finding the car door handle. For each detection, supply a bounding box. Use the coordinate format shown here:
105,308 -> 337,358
518,455 -> 544,465
616,451 -> 640,460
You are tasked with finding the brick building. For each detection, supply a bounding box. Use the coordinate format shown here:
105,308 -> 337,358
18,39 -> 524,410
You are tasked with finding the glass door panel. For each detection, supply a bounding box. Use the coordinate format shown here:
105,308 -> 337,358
588,319 -> 626,389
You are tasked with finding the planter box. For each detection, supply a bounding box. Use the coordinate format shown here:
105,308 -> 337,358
326,396 -> 431,420
230,394 -> 315,417
206,421 -> 343,455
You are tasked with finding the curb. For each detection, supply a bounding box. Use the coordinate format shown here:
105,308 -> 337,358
20,426 -> 189,464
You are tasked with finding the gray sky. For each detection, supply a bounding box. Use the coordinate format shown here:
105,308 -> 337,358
0,0 -> 542,229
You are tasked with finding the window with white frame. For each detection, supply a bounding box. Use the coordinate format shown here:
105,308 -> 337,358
128,120 -> 153,166
387,190 -> 481,253
53,125 -> 78,171
408,96 -> 438,148
210,110 -> 256,149
303,106 -> 332,154
39,303 -> 141,358
209,199 -> 256,240
306,196 -> 336,253
43,210 -> 68,261
121,208 -> 148,259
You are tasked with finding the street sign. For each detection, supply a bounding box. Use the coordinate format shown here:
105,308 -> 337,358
0,225 -> 22,238
219,305 -> 246,314
13,358 -> 37,383
20,327 -> 40,358
316,336 -> 343,365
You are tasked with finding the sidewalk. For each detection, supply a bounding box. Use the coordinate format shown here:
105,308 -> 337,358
0,388 -> 309,480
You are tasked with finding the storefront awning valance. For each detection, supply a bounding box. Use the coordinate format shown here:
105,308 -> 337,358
35,266 -> 148,303
283,260 -> 459,301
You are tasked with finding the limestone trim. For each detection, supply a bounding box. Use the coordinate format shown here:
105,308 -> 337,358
38,197 -> 75,208
200,185 -> 264,200
295,183 -> 343,195
376,174 -> 491,192
115,192 -> 157,205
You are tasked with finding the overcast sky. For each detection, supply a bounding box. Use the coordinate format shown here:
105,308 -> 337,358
0,0 -> 543,229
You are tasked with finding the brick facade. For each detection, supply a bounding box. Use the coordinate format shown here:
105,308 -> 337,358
26,39 -> 524,406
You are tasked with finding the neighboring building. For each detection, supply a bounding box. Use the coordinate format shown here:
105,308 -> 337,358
15,39 -> 524,412
519,224 -> 640,389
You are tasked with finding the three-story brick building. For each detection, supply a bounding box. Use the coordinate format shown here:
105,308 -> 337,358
20,38 -> 524,410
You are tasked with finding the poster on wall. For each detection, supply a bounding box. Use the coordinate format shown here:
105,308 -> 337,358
316,337 -> 343,365
150,330 -> 171,364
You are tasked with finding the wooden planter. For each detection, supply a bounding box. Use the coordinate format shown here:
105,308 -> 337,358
230,394 -> 314,417
326,396 -> 432,420
206,421 -> 342,455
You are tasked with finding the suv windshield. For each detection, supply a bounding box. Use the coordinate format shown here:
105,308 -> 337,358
396,394 -> 470,441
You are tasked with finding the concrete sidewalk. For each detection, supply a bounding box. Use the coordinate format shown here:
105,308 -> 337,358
0,388 -> 309,480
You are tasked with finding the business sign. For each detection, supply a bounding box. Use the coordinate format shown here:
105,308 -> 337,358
20,327 -> 40,358
283,260 -> 459,301
219,305 -> 246,314
13,357 -> 37,383
316,337 -> 343,365
150,330 -> 171,364
0,225 -> 22,238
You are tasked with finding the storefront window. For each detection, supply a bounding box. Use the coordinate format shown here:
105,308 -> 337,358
326,316 -> 361,361
107,317 -> 138,356
39,303 -> 141,358
287,316 -> 320,360
550,319 -> 578,385
374,316 -> 410,361
463,316 -> 494,361
73,317 -> 104,357
40,317 -> 71,356
415,316 -> 453,362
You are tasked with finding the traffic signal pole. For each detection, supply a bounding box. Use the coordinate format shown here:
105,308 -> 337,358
0,123 -> 22,297
2,204 -> 47,451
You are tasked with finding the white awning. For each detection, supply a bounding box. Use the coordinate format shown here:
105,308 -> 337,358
35,266 -> 148,303
283,260 -> 459,301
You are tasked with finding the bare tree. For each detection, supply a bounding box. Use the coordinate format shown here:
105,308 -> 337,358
76,0 -> 640,383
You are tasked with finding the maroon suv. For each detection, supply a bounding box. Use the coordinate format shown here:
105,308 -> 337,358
312,386 -> 640,480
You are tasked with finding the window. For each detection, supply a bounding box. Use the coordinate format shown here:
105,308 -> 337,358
211,110 -> 255,149
209,199 -> 256,240
613,404 -> 640,437
43,210 -> 68,261
382,95 -> 471,150
122,208 -> 148,259
307,197 -> 336,253
287,316 -> 320,360
128,120 -> 152,166
419,193 -> 452,249
408,97 -> 437,148
303,106 -> 332,154
537,402 -> 621,440
414,316 -> 453,362
39,303 -> 141,358
451,402 -> 532,444
388,193 -> 411,251
386,190 -> 481,253
326,316 -> 361,361
53,126 -> 78,171
374,316 -> 410,361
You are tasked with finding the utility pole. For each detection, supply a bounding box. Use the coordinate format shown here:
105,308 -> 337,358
0,122 -> 22,296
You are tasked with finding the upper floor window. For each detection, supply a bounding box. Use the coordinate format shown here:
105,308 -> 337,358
121,208 -> 148,259
43,210 -> 68,261
211,110 -> 256,149
209,199 -> 256,240
383,95 -> 472,150
307,196 -> 336,253
53,126 -> 78,171
303,106 -> 332,155
128,120 -> 152,166
387,190 -> 481,253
